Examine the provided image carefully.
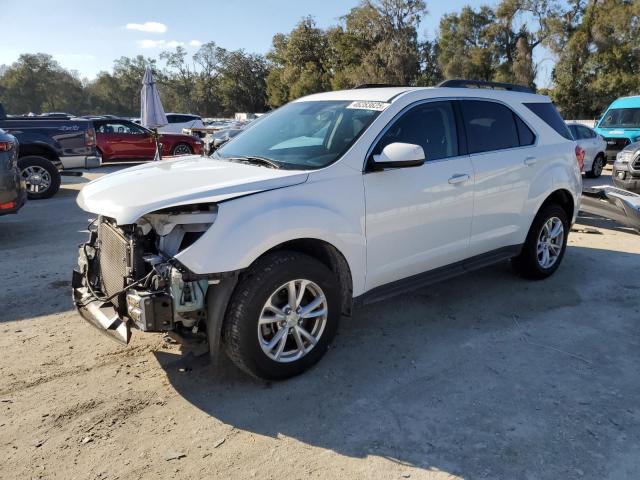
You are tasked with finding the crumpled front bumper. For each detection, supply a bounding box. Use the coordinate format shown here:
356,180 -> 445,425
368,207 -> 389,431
72,269 -> 131,344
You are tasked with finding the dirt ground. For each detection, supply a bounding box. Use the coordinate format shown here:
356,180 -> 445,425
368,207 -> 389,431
1,166 -> 639,480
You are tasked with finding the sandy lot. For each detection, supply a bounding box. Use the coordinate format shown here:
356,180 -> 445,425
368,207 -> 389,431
0,166 -> 639,480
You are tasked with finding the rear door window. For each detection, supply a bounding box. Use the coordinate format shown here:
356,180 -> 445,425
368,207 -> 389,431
524,102 -> 573,140
460,100 -> 519,154
577,125 -> 595,139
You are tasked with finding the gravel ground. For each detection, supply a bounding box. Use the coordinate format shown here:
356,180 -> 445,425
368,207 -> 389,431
0,165 -> 639,480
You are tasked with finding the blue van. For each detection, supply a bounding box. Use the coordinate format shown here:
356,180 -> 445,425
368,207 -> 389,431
594,96 -> 640,162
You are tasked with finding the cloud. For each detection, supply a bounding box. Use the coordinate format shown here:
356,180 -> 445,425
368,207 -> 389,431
140,39 -> 165,49
139,39 -> 184,49
189,40 -> 202,47
126,21 -> 167,33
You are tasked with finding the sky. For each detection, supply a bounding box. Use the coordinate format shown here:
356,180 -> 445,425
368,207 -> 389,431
1,0 -> 555,86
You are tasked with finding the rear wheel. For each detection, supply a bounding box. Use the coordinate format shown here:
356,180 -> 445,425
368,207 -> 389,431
223,251 -> 340,380
511,204 -> 569,279
172,143 -> 192,156
586,154 -> 604,178
18,156 -> 61,200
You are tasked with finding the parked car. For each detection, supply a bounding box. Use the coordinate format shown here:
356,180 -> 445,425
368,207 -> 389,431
204,128 -> 244,155
158,113 -> 205,134
93,118 -> 203,161
594,95 -> 640,163
72,80 -> 581,380
0,103 -> 100,199
567,122 -> 607,178
0,128 -> 26,215
612,141 -> 640,192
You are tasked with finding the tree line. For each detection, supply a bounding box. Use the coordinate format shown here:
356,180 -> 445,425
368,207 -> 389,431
0,0 -> 638,119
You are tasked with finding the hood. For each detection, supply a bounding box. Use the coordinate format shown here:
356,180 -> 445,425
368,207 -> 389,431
77,155 -> 308,224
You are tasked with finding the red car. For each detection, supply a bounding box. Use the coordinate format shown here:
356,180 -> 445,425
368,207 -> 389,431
93,118 -> 203,162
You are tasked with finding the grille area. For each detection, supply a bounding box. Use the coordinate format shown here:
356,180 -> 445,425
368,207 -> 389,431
97,220 -> 130,310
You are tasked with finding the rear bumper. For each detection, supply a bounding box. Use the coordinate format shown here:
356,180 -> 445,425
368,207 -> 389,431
60,154 -> 102,170
0,172 -> 27,215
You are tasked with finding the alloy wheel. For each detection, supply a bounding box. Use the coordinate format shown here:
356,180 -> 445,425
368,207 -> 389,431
536,217 -> 564,269
21,166 -> 52,194
257,279 -> 328,363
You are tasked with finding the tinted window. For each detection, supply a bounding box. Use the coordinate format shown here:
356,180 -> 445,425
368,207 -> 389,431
568,124 -> 579,140
524,102 -> 573,140
95,121 -> 145,134
461,100 -> 519,153
577,125 -> 594,139
515,115 -> 536,146
374,101 -> 458,161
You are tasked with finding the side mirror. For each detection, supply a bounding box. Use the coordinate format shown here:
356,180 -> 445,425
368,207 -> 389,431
371,142 -> 425,170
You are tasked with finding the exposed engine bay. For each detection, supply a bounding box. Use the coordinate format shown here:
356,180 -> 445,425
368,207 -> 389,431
72,204 -> 218,343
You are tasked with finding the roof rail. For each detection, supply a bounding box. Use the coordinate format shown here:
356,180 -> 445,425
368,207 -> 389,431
353,83 -> 404,89
438,79 -> 534,94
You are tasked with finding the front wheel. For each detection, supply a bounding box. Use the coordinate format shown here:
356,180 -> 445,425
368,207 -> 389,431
223,252 -> 341,380
18,156 -> 61,200
511,204 -> 569,279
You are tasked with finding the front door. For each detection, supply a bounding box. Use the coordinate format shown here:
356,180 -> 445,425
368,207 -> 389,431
364,100 -> 475,291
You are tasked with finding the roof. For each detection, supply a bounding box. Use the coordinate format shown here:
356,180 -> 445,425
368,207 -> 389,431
609,96 -> 640,108
296,86 -> 549,104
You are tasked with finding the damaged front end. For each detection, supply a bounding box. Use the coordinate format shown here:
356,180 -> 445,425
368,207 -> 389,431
72,205 -> 218,344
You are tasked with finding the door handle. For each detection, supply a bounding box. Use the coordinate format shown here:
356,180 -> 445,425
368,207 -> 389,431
448,173 -> 470,185
524,156 -> 538,166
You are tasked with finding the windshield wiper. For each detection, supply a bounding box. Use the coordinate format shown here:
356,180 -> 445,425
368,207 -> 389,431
227,155 -> 282,169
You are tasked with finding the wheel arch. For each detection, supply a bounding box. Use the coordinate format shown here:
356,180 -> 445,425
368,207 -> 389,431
539,188 -> 575,222
249,238 -> 354,317
18,144 -> 59,162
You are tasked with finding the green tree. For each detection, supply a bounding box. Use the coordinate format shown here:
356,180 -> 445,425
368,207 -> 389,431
0,53 -> 86,114
437,6 -> 498,82
550,0 -> 640,118
266,17 -> 332,107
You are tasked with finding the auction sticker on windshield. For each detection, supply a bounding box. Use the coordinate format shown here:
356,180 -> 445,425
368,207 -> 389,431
346,101 -> 390,111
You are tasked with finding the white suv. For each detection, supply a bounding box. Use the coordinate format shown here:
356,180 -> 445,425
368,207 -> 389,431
72,80 -> 582,380
158,113 -> 205,134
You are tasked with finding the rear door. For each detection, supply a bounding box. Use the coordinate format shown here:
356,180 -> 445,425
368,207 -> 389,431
364,100 -> 475,291
459,99 -> 537,256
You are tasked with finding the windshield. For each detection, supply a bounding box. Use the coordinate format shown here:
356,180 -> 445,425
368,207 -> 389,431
599,108 -> 640,128
215,100 -> 383,169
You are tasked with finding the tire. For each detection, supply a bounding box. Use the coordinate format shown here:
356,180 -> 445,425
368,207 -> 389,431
171,143 -> 192,156
18,156 -> 61,200
223,251 -> 341,380
511,204 -> 569,280
585,154 -> 604,178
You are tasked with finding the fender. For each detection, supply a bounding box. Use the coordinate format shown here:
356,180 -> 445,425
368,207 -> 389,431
175,166 -> 367,295
524,144 -> 581,228
13,132 -> 62,157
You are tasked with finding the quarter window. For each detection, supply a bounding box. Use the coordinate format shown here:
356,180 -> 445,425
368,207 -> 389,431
515,115 -> 536,146
461,100 -> 520,154
373,101 -> 458,161
524,102 -> 573,140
